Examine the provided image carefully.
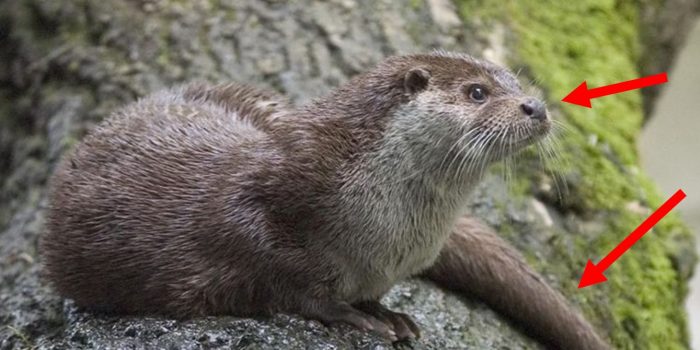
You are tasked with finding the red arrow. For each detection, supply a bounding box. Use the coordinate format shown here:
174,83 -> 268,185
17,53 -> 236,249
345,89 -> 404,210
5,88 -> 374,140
578,189 -> 686,288
562,73 -> 668,108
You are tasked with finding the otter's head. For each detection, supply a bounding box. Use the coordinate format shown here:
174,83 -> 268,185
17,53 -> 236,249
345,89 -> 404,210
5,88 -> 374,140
382,52 -> 551,177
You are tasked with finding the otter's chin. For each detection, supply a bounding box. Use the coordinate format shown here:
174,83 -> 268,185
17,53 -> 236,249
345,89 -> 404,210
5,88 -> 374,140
525,118 -> 552,142
502,121 -> 551,153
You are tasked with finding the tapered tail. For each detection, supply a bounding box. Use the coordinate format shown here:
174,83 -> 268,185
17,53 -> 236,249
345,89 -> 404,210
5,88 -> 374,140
423,216 -> 610,350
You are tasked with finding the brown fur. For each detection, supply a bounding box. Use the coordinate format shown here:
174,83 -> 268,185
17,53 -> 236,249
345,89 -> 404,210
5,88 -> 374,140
424,217 -> 609,350
41,52 -> 609,347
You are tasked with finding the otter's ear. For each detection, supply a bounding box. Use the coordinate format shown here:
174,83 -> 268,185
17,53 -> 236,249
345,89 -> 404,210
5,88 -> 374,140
404,68 -> 431,94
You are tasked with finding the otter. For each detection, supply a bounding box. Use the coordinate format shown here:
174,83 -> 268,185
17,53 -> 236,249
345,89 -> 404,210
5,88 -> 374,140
41,51 -> 609,349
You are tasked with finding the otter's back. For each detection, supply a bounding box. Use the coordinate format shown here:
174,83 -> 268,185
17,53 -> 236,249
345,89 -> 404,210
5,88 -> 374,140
41,84 -> 286,314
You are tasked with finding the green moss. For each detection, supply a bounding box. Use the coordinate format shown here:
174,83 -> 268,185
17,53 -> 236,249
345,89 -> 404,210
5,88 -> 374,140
457,1 -> 694,349
409,0 -> 423,10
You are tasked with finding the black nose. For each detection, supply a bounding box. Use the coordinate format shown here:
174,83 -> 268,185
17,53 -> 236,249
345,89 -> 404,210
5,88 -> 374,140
521,99 -> 547,121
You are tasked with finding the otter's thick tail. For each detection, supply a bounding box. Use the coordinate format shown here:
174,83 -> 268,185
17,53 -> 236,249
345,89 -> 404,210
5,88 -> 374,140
423,216 -> 610,350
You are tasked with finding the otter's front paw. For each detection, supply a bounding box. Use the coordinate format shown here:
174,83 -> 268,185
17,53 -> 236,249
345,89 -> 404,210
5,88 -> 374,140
305,300 -> 398,341
354,300 -> 421,341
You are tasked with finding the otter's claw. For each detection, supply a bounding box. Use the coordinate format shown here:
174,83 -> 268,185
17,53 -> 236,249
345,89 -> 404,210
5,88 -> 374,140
354,301 -> 421,341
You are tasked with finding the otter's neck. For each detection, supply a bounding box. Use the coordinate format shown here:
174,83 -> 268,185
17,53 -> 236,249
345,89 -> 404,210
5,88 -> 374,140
325,101 -> 492,289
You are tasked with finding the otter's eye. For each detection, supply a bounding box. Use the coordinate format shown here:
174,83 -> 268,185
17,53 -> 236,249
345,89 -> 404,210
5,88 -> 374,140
467,84 -> 488,103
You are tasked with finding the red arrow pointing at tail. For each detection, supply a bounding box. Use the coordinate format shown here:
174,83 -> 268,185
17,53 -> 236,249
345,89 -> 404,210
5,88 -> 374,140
578,189 -> 686,288
562,73 -> 668,108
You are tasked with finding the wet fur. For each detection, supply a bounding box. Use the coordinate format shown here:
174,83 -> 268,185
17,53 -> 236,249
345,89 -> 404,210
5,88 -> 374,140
42,52 -> 609,349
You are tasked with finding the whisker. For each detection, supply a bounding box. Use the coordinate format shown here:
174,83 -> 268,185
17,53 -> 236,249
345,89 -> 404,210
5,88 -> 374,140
441,126 -> 480,176
539,133 -> 569,200
459,130 -> 489,178
461,129 -> 493,178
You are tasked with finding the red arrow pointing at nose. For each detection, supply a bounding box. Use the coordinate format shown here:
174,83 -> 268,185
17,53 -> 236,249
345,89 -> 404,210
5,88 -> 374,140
578,189 -> 686,289
562,73 -> 668,108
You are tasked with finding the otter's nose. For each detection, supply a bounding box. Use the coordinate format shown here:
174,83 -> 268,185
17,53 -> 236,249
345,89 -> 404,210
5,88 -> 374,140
520,99 -> 547,121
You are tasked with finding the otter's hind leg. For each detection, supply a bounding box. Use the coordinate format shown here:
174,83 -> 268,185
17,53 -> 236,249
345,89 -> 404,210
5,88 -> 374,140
422,216 -> 610,350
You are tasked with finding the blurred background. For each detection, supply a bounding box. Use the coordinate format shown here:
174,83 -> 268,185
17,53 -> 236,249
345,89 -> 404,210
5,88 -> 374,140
641,19 -> 700,350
